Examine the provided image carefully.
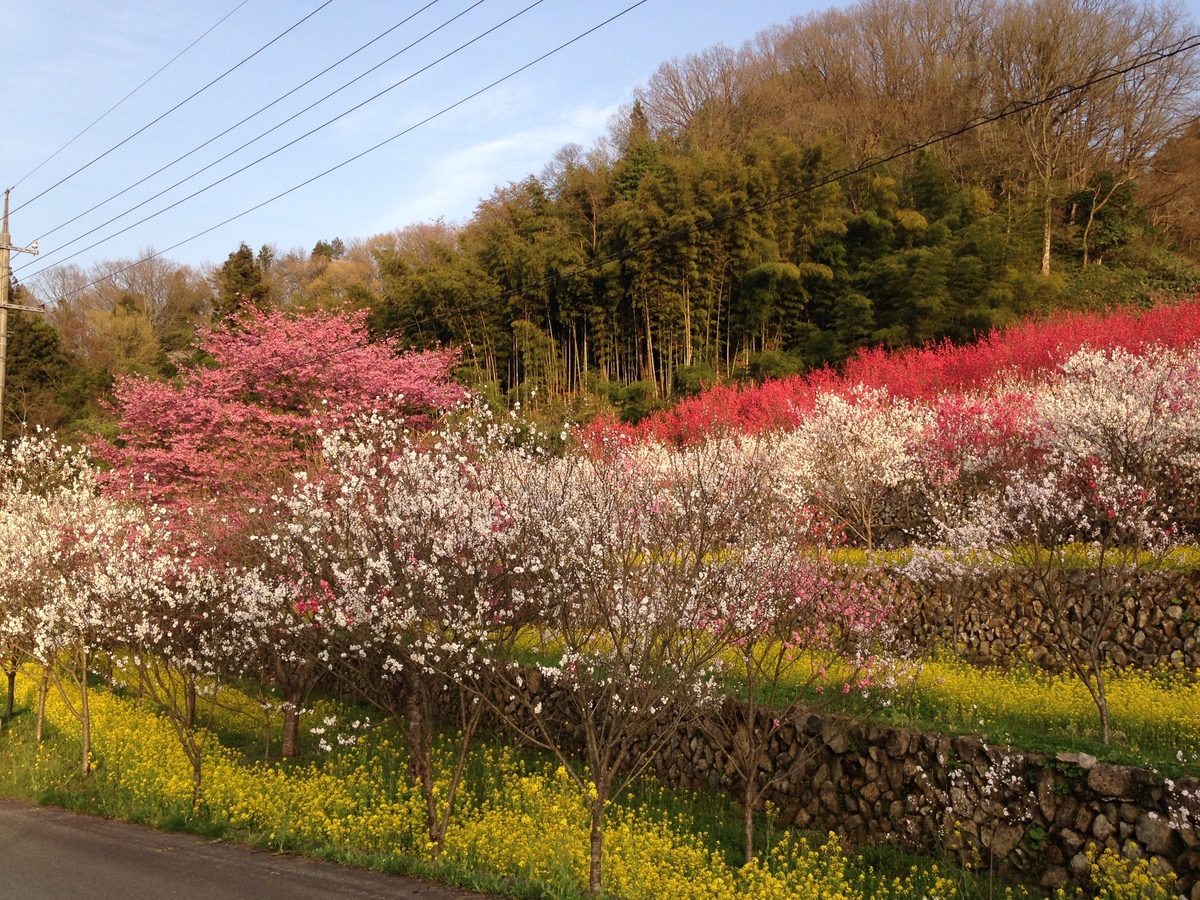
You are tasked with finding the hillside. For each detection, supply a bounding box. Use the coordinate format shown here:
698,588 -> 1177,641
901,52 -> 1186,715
17,0 -> 1200,435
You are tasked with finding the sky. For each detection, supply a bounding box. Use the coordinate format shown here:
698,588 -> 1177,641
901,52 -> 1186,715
2,0 -> 820,284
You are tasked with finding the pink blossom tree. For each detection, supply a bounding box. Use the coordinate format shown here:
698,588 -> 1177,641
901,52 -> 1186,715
707,548 -> 895,863
96,308 -> 469,756
97,307 -> 467,518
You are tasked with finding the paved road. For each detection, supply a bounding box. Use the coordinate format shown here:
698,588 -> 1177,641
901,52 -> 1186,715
0,798 -> 486,899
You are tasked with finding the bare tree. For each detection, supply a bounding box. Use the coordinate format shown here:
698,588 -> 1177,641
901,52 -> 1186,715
989,0 -> 1199,275
635,44 -> 759,150
1072,4 -> 1200,264
1141,117 -> 1200,258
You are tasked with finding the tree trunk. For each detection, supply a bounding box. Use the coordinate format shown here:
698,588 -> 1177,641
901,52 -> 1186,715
403,677 -> 444,859
281,694 -> 301,758
1041,192 -> 1053,277
79,650 -> 91,776
35,669 -> 48,742
1095,669 -> 1110,745
184,677 -> 197,730
190,747 -> 203,810
589,796 -> 605,894
643,296 -> 656,389
682,277 -> 693,368
743,786 -> 756,865
5,664 -> 15,718
732,693 -> 763,864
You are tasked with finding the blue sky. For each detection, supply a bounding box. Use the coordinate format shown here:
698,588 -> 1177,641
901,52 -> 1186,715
8,0 -> 1198,284
3,0 -> 816,279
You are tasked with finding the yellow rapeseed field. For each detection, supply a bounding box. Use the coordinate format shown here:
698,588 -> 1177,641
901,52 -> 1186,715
5,673 -> 1176,899
901,658 -> 1200,765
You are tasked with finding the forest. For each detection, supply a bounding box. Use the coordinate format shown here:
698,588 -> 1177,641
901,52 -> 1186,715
11,0 -> 1200,433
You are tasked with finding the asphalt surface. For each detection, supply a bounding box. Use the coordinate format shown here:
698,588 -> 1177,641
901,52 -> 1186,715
0,797 -> 487,899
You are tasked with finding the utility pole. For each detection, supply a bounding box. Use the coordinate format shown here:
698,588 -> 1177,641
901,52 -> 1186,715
0,188 -> 42,446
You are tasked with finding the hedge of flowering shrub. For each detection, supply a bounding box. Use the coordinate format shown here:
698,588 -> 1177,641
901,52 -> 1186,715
606,297 -> 1200,445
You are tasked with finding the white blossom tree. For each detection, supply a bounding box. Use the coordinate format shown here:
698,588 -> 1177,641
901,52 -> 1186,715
119,542 -> 245,808
483,435 -> 805,893
1033,345 -> 1200,532
245,407 -> 540,857
0,435 -> 154,774
780,387 -> 934,551
908,347 -> 1200,743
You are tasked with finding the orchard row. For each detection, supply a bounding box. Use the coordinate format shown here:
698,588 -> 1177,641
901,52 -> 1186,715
1,305 -> 1198,887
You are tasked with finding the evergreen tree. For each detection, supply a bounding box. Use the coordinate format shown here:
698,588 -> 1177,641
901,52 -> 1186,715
214,242 -> 270,322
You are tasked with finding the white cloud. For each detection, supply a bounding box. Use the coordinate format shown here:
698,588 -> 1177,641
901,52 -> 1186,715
371,101 -> 616,232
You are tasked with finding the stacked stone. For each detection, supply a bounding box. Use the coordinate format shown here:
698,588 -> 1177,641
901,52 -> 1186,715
884,570 -> 1200,670
655,713 -> 1200,894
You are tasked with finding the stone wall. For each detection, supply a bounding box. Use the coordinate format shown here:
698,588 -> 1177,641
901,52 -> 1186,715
884,570 -> 1200,671
487,680 -> 1200,894
651,708 -> 1200,895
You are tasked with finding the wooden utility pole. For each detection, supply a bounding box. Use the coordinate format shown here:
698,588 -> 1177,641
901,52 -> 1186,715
0,188 -> 42,446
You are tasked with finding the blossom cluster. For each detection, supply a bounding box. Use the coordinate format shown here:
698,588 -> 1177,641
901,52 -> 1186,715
599,296 -> 1200,445
764,344 -> 1200,553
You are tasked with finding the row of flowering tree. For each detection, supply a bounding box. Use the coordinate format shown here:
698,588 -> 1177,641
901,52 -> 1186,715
0,420 -> 892,888
95,307 -> 469,757
758,344 -> 1200,550
0,307 -> 897,895
248,415 -> 896,886
583,338 -> 1200,752
772,343 -> 1200,747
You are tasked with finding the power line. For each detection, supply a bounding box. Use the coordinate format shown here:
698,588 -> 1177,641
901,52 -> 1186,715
37,19 -> 1200,395
230,26 -> 1200,385
398,29 -> 1200,336
12,0 -> 253,191
33,0 -> 652,301
24,0 -> 453,250
19,0 -> 540,277
12,0 -> 337,215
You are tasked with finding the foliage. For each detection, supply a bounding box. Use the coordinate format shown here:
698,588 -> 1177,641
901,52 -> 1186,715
96,306 -> 466,515
214,242 -> 270,322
